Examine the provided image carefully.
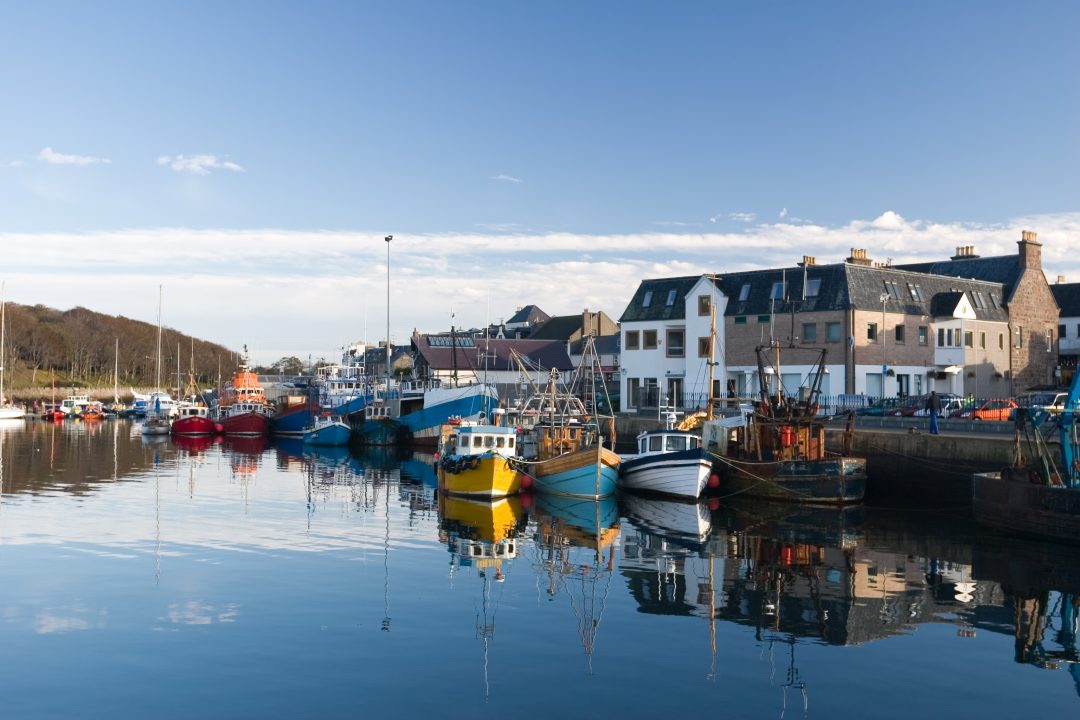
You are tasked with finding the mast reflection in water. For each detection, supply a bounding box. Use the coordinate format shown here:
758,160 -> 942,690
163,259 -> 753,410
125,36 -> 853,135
0,421 -> 1073,718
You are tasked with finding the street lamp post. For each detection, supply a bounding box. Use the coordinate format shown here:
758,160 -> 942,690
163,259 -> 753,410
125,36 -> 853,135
385,235 -> 392,387
879,292 -> 888,399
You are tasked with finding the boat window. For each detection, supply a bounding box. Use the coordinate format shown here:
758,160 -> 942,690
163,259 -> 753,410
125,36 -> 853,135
507,437 -> 514,449
496,437 -> 505,448
473,436 -> 483,448
666,435 -> 685,451
484,436 -> 495,448
649,435 -> 663,451
639,438 -> 647,453
690,437 -> 700,449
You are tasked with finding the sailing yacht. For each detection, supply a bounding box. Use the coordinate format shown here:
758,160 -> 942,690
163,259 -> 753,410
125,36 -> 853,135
0,283 -> 26,420
141,286 -> 172,436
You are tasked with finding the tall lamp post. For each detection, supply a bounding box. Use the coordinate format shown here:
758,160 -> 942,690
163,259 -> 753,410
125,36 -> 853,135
385,235 -> 392,388
879,292 -> 888,399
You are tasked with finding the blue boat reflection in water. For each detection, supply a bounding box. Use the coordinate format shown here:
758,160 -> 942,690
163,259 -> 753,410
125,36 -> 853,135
532,493 -> 620,673
0,422 -> 1078,717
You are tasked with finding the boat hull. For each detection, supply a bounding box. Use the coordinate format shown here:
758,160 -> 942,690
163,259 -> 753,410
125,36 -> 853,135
618,448 -> 713,500
140,418 -> 171,436
530,446 -> 620,499
302,421 -> 351,446
271,403 -> 316,436
399,385 -> 499,446
437,454 -> 524,498
172,415 -> 218,436
0,407 -> 26,420
220,411 -> 271,437
717,456 -> 866,504
973,470 -> 1080,543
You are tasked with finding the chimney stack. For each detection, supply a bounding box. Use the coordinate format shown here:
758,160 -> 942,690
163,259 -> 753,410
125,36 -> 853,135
1057,275 -> 1066,285
799,255 -> 816,267
846,248 -> 871,266
950,245 -> 980,260
1018,229 -> 1042,270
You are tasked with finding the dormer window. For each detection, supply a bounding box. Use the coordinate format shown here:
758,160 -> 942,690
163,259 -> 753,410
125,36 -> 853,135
738,283 -> 751,302
642,291 -> 653,308
770,282 -> 785,300
666,289 -> 677,306
804,278 -> 821,298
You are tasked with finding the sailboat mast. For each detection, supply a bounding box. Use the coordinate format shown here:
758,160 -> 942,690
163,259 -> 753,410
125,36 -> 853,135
114,337 -> 119,404
154,285 -> 162,393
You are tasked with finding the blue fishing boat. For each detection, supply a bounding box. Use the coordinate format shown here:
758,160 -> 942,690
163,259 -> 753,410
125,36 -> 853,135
352,380 -> 499,448
302,414 -> 351,446
517,342 -> 620,499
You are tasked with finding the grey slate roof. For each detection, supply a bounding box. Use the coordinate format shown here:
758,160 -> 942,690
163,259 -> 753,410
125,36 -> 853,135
529,314 -> 584,341
506,305 -> 549,326
896,255 -> 1022,293
717,263 -> 1009,321
1051,283 -> 1080,316
568,334 -> 620,356
619,276 -> 701,323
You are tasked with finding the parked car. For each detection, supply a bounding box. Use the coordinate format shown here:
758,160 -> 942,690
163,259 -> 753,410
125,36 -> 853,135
910,394 -> 964,417
856,398 -> 902,416
894,395 -> 928,416
971,398 -> 1019,421
1017,390 -> 1070,412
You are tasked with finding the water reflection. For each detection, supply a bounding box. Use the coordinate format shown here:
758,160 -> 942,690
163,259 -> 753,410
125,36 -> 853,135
0,423 -> 1076,716
973,534 -> 1080,693
533,494 -> 620,673
438,495 -> 527,700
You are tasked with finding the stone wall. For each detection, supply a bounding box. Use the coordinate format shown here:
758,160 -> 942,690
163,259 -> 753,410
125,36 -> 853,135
1007,232 -> 1060,391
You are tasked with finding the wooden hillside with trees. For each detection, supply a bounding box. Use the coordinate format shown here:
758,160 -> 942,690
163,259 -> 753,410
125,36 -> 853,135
2,302 -> 235,394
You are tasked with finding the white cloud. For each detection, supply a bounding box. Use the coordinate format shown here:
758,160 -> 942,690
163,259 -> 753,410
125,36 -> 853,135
491,174 -> 522,184
38,147 -> 111,166
0,212 -> 1076,364
729,212 -> 756,223
779,207 -> 788,218
158,154 -> 244,175
7,160 -> 26,168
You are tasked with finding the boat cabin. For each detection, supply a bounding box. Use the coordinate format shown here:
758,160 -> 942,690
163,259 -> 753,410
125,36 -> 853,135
454,538 -> 517,566
635,429 -> 701,455
178,405 -> 210,419
441,425 -> 519,458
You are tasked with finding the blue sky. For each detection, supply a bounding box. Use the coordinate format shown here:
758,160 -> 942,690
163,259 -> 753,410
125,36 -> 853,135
1,3 -> 1078,363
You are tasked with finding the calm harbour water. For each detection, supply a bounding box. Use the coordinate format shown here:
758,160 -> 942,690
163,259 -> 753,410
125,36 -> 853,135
0,419 -> 1076,719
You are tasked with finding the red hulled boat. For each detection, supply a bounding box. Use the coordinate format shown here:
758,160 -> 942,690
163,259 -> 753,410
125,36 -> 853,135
215,363 -> 273,437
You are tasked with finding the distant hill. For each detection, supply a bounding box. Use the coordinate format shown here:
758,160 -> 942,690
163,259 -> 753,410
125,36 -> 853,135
2,303 -> 235,392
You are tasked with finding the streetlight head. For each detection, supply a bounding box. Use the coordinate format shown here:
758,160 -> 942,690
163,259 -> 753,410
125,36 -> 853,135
385,235 -> 393,243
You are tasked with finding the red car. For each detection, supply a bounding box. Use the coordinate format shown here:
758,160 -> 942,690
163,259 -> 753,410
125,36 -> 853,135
971,398 -> 1019,421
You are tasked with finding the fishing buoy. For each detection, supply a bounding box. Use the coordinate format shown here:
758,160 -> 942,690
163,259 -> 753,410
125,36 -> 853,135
707,498 -> 720,511
520,475 -> 533,489
518,492 -> 533,509
214,423 -> 224,434
707,473 -> 720,488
